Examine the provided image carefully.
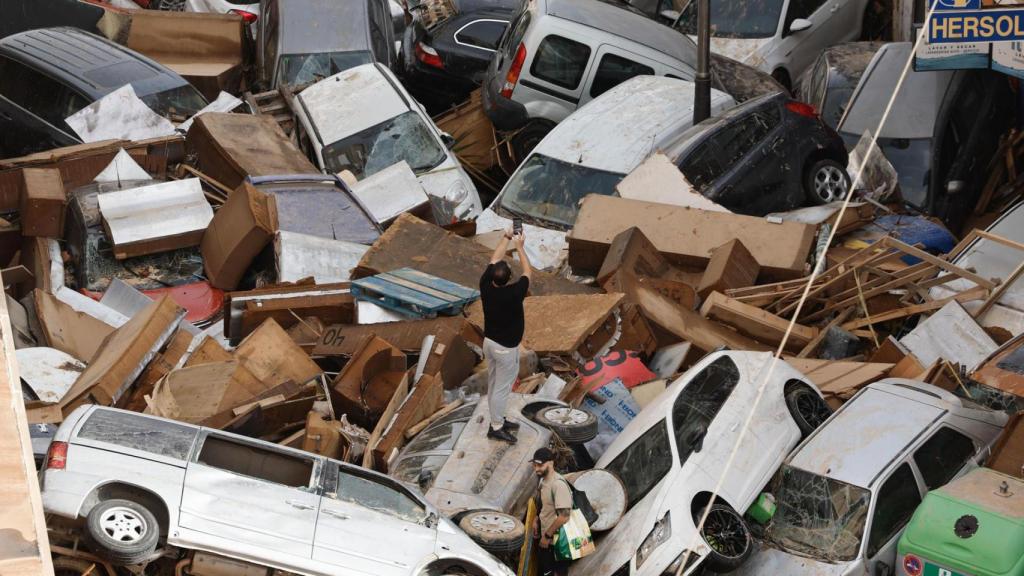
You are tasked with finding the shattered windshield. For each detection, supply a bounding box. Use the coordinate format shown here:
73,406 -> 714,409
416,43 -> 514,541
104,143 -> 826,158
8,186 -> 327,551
322,110 -> 447,179
603,420 -> 673,511
675,0 -> 783,38
672,356 -> 740,465
279,51 -> 373,86
767,466 -> 871,562
497,154 -> 624,229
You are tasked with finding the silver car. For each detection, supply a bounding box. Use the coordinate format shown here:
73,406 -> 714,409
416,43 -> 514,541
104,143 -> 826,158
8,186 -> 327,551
40,406 -> 515,576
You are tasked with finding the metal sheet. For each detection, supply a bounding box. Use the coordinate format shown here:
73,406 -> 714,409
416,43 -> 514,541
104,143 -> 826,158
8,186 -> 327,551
349,161 -> 429,224
900,301 -> 997,371
65,84 -> 177,143
274,230 -> 369,284
93,149 -> 152,183
15,348 -> 85,404
96,178 -> 213,253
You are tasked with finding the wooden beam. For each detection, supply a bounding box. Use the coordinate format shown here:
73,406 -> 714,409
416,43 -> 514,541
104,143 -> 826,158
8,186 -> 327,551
802,263 -> 936,323
973,258 -> 1024,319
881,237 -> 996,290
841,285 -> 988,330
700,291 -> 817,349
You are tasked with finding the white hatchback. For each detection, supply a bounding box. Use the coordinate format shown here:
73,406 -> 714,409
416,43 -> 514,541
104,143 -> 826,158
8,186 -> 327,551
569,351 -> 832,576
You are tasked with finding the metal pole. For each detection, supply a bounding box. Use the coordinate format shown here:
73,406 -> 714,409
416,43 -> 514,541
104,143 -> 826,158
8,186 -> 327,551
693,0 -> 711,124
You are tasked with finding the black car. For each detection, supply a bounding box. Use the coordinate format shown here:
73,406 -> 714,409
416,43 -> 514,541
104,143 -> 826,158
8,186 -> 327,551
664,91 -> 850,216
402,0 -> 523,96
795,41 -> 884,130
0,27 -> 208,158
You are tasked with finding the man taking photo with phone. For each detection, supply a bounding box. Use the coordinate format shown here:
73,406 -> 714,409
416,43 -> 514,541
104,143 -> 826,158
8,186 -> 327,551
478,227 -> 532,443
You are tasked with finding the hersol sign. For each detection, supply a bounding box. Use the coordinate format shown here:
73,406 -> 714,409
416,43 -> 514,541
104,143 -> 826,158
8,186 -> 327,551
929,0 -> 1024,43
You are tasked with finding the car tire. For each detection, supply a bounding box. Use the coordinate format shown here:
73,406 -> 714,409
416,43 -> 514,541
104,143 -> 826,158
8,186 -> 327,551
697,502 -> 752,572
785,385 -> 832,437
804,158 -> 850,205
85,499 -> 160,566
151,0 -> 186,10
458,510 -> 525,554
534,406 -> 599,444
52,557 -> 101,576
510,121 -> 553,164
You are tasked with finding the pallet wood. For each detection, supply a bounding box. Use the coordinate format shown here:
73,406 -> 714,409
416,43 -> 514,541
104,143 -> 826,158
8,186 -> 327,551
796,308 -> 855,358
351,268 -> 479,318
841,285 -> 988,330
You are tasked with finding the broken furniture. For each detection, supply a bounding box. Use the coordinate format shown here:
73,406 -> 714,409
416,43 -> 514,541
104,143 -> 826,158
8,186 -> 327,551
96,179 -> 213,259
330,336 -> 408,430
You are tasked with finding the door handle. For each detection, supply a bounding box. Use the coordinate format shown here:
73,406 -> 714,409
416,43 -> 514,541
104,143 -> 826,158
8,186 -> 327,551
286,500 -> 315,510
323,509 -> 350,520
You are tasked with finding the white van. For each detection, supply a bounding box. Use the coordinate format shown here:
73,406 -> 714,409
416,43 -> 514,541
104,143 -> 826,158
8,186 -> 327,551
476,75 -> 733,269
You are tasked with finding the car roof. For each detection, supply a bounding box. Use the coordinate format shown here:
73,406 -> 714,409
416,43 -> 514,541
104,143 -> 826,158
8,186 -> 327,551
788,380 -> 978,488
297,63 -> 411,145
822,41 -> 885,86
838,41 -> 955,140
661,90 -> 785,160
532,76 -> 730,172
543,0 -> 697,65
0,27 -> 188,100
277,0 -> 372,55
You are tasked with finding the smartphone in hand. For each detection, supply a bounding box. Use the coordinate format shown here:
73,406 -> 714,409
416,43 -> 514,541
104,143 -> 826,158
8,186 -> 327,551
512,217 -> 523,236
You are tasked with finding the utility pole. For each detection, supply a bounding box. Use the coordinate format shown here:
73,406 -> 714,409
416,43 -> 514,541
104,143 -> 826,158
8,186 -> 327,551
693,0 -> 711,124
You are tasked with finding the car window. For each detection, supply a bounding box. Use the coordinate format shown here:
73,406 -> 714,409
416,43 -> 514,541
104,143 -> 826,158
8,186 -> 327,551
530,35 -> 591,90
197,434 -> 316,490
589,53 -> 654,98
671,355 -> 741,465
77,410 -> 197,460
866,463 -> 921,557
675,0 -> 785,39
404,420 -> 468,453
500,8 -> 531,55
456,20 -> 508,51
331,465 -> 428,523
710,111 -> 773,166
913,427 -> 976,490
368,0 -> 391,62
680,139 -> 725,189
784,0 -> 827,31
0,58 -> 75,126
603,420 -> 673,510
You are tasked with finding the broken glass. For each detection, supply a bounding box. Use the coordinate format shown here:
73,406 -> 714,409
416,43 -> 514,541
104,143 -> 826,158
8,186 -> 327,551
497,154 -> 624,229
279,51 -> 373,87
766,465 -> 871,562
77,410 -> 197,461
603,420 -> 672,511
334,468 -> 428,524
674,0 -> 784,38
671,356 -> 740,465
322,111 -> 446,179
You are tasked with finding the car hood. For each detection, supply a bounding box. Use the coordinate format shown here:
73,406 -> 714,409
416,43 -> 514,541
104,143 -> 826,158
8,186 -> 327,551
417,162 -> 482,222
707,37 -> 774,68
474,209 -> 568,271
734,545 -> 854,576
569,481 -> 665,575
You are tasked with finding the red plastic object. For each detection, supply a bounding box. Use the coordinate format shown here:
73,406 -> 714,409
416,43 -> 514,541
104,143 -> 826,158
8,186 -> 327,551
785,100 -> 818,118
415,42 -> 444,69
579,350 -> 657,392
230,8 -> 258,23
81,281 -> 224,325
501,43 -> 527,99
46,441 -> 68,470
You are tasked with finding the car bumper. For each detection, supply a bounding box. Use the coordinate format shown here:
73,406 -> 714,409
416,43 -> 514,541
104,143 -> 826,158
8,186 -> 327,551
482,76 -> 528,131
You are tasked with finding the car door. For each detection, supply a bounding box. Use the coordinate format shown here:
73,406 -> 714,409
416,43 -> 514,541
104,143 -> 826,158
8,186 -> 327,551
863,463 -> 924,576
703,106 -> 789,215
517,33 -> 594,122
179,431 -> 320,560
578,45 -> 655,107
450,18 -> 510,81
314,461 -> 437,575
368,0 -> 396,69
771,0 -> 842,79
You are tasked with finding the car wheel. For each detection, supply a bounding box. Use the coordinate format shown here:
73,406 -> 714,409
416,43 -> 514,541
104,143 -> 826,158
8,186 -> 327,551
510,121 -> 552,164
698,503 -> 752,572
458,511 -> 525,554
804,158 -> 850,205
85,499 -> 160,566
785,385 -> 832,437
534,406 -> 599,444
151,0 -> 186,10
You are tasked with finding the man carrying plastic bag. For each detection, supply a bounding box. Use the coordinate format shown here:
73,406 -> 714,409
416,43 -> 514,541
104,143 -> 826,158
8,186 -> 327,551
531,448 -> 595,575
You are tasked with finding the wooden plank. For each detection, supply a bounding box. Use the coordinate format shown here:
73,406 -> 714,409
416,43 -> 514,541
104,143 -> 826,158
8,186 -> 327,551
635,284 -> 772,353
387,268 -> 479,300
700,291 -> 817,349
881,237 -> 995,290
784,358 -> 893,408
375,273 -> 464,303
841,285 -> 988,330
354,276 -> 450,309
801,263 -> 936,323
973,253 -> 1024,319
405,399 -> 465,440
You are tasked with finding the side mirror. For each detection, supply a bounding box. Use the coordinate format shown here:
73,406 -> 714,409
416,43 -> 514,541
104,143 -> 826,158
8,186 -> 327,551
441,132 -> 456,149
659,8 -> 680,22
789,18 -> 813,33
425,512 -> 439,528
946,179 -> 966,195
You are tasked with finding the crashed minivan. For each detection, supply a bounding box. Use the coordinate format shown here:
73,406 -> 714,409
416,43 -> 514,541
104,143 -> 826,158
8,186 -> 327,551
569,351 -> 832,575
41,406 -> 515,576
293,63 -> 483,223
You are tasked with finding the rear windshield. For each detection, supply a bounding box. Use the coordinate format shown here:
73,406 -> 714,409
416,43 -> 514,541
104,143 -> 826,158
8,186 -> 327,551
77,410 -> 197,460
140,84 -> 207,121
279,51 -> 374,87
675,0 -> 783,39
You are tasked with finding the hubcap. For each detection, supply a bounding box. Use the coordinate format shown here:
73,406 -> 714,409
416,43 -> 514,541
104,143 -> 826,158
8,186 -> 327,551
469,513 -> 516,534
544,407 -> 588,426
814,165 -> 848,203
99,506 -> 147,543
701,508 -> 749,559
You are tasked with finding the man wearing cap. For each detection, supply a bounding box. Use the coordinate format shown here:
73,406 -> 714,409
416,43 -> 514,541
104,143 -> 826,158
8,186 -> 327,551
532,447 -> 572,576
479,230 -> 532,444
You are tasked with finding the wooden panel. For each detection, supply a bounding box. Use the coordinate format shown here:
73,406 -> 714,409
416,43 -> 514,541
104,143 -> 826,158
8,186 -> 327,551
698,239 -> 759,299
700,291 -> 817,350
634,284 -> 771,353
234,319 -> 323,387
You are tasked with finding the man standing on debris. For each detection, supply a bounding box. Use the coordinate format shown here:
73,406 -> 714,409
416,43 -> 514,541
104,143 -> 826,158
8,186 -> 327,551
532,447 -> 572,576
479,228 -> 532,443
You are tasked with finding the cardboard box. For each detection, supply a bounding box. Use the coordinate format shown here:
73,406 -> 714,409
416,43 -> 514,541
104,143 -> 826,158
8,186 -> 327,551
234,319 -> 323,387
125,10 -> 244,101
20,168 -> 66,237
330,336 -> 407,430
144,360 -> 269,424
201,182 -> 278,290
568,195 -> 817,279
98,179 -> 213,259
187,114 -> 318,191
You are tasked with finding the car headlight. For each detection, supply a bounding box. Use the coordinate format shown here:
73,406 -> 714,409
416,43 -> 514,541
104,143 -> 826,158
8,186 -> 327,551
446,180 -> 470,204
636,511 -> 671,568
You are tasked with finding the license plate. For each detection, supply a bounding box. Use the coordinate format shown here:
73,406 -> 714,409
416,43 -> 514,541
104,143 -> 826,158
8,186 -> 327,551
923,562 -> 971,576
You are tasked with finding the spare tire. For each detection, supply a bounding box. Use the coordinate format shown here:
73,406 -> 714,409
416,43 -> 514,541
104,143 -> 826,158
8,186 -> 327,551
458,510 -> 525,555
534,407 -> 598,444
86,499 -> 160,566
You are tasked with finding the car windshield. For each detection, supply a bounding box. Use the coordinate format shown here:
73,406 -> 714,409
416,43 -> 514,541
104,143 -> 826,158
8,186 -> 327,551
497,154 -> 624,229
766,465 -> 872,562
140,84 -> 208,120
279,51 -> 373,86
603,420 -> 673,510
675,0 -> 783,38
322,110 -> 447,178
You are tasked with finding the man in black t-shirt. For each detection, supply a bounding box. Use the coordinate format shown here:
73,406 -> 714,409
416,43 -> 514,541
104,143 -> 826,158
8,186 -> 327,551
479,229 -> 532,443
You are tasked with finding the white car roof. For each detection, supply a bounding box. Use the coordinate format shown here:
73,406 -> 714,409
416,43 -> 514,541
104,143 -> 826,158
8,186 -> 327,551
297,63 -> 410,146
788,380 -> 963,488
532,75 -> 732,173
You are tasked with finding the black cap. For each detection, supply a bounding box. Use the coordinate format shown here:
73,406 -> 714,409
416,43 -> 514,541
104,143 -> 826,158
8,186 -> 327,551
532,447 -> 555,464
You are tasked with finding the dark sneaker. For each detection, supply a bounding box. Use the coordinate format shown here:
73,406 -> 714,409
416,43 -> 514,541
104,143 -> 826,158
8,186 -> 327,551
487,426 -> 518,443
502,420 -> 521,432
